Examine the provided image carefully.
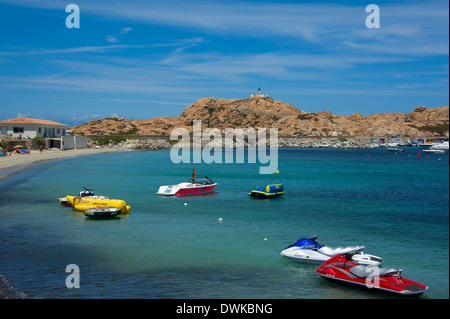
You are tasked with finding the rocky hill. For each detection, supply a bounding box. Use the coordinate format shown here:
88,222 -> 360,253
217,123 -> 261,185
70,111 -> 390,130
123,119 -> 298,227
70,96 -> 449,137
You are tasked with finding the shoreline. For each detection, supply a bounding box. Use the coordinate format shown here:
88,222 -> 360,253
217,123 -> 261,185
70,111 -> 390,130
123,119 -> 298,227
1,133 -> 421,177
0,135 -> 377,175
0,138 -> 425,180
0,147 -> 134,299
0,147 -> 132,180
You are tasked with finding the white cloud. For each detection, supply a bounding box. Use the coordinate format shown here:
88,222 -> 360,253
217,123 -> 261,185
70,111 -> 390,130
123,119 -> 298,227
0,49 -> 418,98
16,112 -> 33,118
70,113 -> 101,122
119,27 -> 132,35
105,27 -> 133,43
105,35 -> 119,43
1,0 -> 447,57
0,44 -> 148,56
0,0 -> 447,118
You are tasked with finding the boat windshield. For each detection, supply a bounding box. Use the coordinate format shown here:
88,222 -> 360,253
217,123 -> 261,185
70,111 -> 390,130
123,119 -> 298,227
191,176 -> 214,185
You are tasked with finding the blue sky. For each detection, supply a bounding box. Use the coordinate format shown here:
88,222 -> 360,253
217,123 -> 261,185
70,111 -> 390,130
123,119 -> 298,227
0,0 -> 448,126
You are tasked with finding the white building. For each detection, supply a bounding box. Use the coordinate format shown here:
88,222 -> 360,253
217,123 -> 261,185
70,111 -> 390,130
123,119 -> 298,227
0,117 -> 68,138
251,88 -> 269,98
0,117 -> 87,150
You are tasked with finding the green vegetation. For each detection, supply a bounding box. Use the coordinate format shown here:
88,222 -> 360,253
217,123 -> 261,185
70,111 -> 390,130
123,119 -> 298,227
166,139 -> 179,145
297,113 -> 315,120
417,124 -> 449,136
116,127 -> 139,135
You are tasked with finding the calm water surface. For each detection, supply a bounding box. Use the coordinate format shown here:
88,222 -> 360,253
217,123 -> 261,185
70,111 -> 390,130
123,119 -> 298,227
0,148 -> 448,299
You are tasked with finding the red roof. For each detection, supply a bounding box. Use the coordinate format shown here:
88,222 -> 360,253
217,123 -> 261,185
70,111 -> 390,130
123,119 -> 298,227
0,117 -> 68,127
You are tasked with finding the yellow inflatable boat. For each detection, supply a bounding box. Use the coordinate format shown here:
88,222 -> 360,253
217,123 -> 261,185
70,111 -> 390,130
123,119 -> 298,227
66,196 -> 131,213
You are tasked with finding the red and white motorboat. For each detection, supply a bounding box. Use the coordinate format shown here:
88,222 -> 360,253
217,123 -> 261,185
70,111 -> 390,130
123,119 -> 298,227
156,168 -> 218,196
315,250 -> 428,296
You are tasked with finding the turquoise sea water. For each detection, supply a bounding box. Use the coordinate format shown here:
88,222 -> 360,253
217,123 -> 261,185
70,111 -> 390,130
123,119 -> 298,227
0,148 -> 448,299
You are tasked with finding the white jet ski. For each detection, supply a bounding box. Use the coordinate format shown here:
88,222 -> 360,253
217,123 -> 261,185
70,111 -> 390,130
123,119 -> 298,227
280,235 -> 382,263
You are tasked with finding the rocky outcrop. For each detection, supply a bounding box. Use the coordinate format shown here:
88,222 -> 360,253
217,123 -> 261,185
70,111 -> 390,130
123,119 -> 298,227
70,97 -> 449,137
0,275 -> 27,299
71,117 -> 138,136
134,117 -> 190,135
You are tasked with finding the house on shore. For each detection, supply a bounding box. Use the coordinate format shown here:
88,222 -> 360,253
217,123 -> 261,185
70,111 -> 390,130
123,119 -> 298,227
0,117 -> 86,150
0,117 -> 68,139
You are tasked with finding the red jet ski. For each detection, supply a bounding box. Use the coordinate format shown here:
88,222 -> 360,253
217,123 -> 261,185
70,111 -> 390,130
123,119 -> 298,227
315,250 -> 428,296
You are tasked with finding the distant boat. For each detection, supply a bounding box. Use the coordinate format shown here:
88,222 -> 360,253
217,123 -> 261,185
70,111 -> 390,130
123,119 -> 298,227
430,140 -> 449,150
386,147 -> 404,152
423,149 -> 445,154
386,142 -> 397,147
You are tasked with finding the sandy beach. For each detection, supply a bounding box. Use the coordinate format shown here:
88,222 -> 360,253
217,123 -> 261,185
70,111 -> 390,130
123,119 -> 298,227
0,147 -> 131,179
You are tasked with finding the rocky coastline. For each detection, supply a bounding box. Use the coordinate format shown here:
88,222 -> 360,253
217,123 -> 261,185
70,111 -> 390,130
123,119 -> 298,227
88,136 -> 389,150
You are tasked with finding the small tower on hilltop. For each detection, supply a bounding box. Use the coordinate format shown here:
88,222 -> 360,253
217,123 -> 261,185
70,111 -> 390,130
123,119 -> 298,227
251,88 -> 269,98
